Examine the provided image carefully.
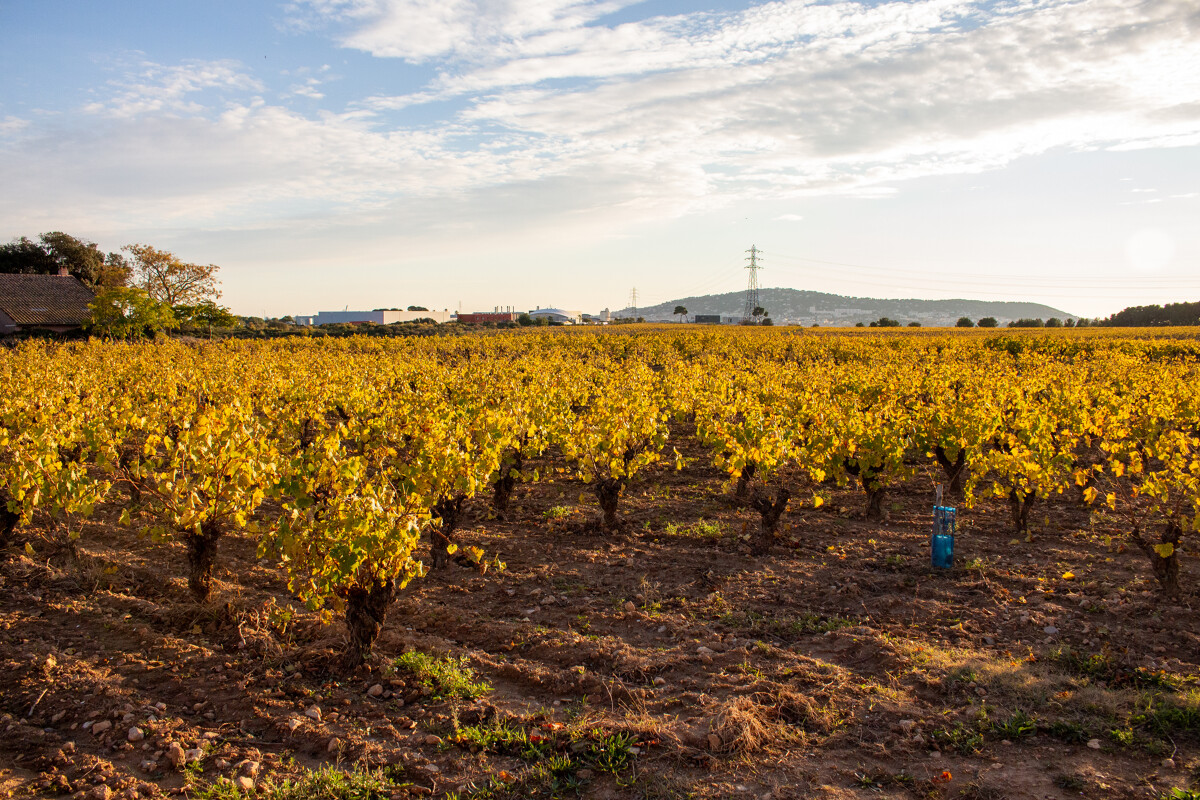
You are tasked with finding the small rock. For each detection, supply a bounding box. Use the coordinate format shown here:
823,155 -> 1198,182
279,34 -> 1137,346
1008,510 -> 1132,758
138,760 -> 157,773
287,717 -> 303,731
1087,738 -> 1102,750
90,786 -> 112,800
166,743 -> 186,769
305,706 -> 322,722
898,720 -> 917,733
326,738 -> 339,753
423,735 -> 442,746
983,636 -> 995,645
653,677 -> 667,686
184,748 -> 204,763
92,720 -> 113,736
1161,758 -> 1175,769
422,764 -> 441,773
576,768 -> 595,780
236,760 -> 260,778
63,741 -> 76,753
232,776 -> 255,792
707,733 -> 722,750
368,684 -> 384,698
127,727 -> 144,743
696,646 -> 715,657
1043,626 -> 1059,635
623,601 -> 637,613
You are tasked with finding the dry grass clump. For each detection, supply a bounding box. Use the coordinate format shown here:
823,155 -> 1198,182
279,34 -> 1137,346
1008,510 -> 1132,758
711,689 -> 841,754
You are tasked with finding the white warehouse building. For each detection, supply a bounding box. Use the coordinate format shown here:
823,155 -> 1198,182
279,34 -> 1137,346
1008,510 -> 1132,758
298,309 -> 452,325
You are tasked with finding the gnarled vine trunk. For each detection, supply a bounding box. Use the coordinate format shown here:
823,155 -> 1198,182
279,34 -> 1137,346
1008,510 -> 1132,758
749,485 -> 790,555
492,451 -> 523,516
735,462 -> 757,500
430,495 -> 466,570
185,518 -> 223,602
934,446 -> 967,496
0,498 -> 18,549
1009,490 -> 1035,535
594,478 -> 625,532
1130,520 -> 1182,598
343,577 -> 397,669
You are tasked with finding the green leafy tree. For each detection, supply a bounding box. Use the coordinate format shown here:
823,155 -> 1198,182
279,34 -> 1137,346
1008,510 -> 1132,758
86,287 -> 177,340
0,232 -> 129,288
956,317 -> 974,328
978,317 -> 998,328
674,305 -> 688,322
174,301 -> 239,329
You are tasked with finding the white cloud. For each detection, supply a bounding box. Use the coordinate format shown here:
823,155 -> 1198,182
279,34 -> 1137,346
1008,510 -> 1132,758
83,59 -> 264,118
5,0 -> 1200,243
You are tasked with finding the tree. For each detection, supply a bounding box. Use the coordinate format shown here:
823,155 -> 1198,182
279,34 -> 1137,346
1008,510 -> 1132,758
174,301 -> 239,331
1009,318 -> 1043,328
978,317 -> 998,328
1044,317 -> 1063,328
1,232 -> 129,288
956,317 -> 974,328
517,313 -> 533,326
407,305 -> 428,312
907,321 -> 921,327
752,306 -> 766,323
870,317 -> 900,328
125,244 -> 221,305
674,305 -> 688,323
86,287 -> 177,340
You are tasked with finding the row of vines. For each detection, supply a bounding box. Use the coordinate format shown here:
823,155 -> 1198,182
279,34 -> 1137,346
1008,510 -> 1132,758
1,329 -> 1198,668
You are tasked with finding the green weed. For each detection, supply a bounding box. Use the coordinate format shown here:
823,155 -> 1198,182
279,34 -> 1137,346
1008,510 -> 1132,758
392,651 -> 491,700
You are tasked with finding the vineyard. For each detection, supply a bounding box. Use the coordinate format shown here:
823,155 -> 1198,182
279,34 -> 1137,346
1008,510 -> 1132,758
1,327 -> 1199,800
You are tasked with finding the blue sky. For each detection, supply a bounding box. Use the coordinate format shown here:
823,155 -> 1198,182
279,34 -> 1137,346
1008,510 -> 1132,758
2,0 -> 1198,318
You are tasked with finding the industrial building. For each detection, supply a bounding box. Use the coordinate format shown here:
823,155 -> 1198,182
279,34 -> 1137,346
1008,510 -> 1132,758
296,309 -> 452,325
529,307 -> 583,324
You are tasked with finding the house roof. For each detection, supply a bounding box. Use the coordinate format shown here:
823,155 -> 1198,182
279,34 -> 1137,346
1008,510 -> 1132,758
0,274 -> 96,327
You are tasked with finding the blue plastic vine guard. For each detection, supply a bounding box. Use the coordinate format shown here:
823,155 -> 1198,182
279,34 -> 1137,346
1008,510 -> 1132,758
932,505 -> 956,569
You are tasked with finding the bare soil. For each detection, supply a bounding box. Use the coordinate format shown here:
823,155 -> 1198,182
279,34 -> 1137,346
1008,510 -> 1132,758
2,432 -> 1198,799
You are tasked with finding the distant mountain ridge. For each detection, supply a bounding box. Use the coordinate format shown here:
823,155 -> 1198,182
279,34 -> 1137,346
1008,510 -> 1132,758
617,287 -> 1074,326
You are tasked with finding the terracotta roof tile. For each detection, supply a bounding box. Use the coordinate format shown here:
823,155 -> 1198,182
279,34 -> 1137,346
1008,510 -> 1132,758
0,274 -> 96,327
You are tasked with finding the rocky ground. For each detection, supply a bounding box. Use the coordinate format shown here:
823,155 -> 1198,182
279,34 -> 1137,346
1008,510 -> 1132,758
1,436 -> 1198,799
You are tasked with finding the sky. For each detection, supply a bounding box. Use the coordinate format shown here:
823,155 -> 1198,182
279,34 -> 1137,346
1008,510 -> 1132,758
1,0 -> 1198,319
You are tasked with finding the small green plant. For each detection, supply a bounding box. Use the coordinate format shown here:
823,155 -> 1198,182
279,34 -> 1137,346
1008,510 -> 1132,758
1107,726 -> 1135,747
1046,720 -> 1089,744
587,731 -> 635,774
543,506 -> 574,520
932,722 -> 983,755
393,651 -> 491,700
1163,790 -> 1200,800
992,710 -> 1037,740
194,765 -> 404,800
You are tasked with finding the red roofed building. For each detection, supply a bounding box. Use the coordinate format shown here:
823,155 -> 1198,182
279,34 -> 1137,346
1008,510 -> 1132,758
0,272 -> 96,335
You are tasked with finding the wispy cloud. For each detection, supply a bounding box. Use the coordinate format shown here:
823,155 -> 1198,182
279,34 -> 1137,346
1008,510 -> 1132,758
82,58 -> 264,118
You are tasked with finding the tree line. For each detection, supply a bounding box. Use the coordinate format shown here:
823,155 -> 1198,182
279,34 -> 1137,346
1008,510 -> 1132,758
1,231 -> 228,338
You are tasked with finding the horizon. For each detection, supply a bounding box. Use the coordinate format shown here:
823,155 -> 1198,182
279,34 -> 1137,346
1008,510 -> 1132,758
2,0 -> 1198,319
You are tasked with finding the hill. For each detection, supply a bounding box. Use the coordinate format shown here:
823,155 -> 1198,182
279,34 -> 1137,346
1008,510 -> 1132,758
618,287 -> 1074,326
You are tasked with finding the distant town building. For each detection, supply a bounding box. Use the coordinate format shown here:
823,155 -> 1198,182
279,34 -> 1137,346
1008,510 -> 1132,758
0,271 -> 95,335
694,314 -> 738,324
457,311 -> 519,324
297,309 -> 452,325
529,308 -> 583,324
